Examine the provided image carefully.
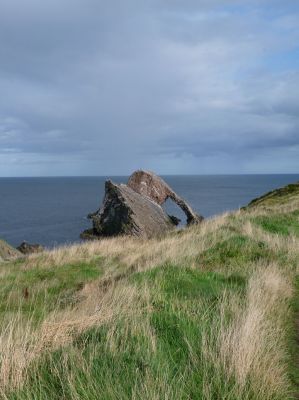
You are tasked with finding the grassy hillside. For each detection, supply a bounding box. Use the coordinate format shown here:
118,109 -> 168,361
0,182 -> 299,399
0,240 -> 21,262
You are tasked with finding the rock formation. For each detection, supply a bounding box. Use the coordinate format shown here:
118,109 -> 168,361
81,170 -> 203,240
128,170 -> 203,225
17,241 -> 44,255
81,180 -> 175,239
0,239 -> 22,262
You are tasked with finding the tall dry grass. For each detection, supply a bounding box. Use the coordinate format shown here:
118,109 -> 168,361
24,213 -> 230,273
0,281 -> 146,394
0,200 -> 298,398
22,200 -> 299,278
201,264 -> 293,399
0,263 -> 294,398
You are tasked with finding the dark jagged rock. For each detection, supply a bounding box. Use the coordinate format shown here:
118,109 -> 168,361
80,228 -> 96,241
17,241 -> 44,255
128,170 -> 203,224
0,239 -> 22,262
81,180 -> 175,239
168,215 -> 181,226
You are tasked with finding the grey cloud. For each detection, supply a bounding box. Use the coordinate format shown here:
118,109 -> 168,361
0,0 -> 298,175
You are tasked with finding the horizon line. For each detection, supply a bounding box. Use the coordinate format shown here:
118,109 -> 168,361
1,173 -> 299,179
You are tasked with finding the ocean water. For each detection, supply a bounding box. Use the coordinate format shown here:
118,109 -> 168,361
0,175 -> 298,248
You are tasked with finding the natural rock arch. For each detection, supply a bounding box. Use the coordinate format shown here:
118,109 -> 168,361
127,170 -> 203,225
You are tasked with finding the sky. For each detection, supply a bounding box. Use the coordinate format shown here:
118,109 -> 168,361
0,0 -> 299,176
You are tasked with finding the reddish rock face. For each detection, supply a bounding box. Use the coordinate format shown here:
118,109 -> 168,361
128,170 -> 203,225
127,170 -> 171,205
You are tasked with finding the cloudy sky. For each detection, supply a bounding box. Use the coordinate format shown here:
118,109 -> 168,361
0,0 -> 299,176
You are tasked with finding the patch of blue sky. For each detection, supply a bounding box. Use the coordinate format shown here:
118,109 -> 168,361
262,47 -> 299,73
219,2 -> 299,19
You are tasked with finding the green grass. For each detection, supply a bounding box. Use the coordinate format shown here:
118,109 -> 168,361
252,211 -> 299,237
0,259 -> 102,322
133,264 -> 246,299
7,266 -> 247,400
288,277 -> 299,396
198,234 -> 272,268
1,182 -> 299,399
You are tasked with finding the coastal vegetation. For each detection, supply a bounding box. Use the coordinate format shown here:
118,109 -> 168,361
0,182 -> 299,399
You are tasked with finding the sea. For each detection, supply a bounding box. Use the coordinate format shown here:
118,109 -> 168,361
0,175 -> 298,248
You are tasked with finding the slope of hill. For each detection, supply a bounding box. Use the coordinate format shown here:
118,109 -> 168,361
0,239 -> 21,262
246,181 -> 299,209
0,182 -> 299,399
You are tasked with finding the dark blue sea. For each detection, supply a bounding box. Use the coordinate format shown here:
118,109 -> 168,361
0,175 -> 298,248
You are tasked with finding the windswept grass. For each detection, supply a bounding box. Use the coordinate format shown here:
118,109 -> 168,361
0,182 -> 299,399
